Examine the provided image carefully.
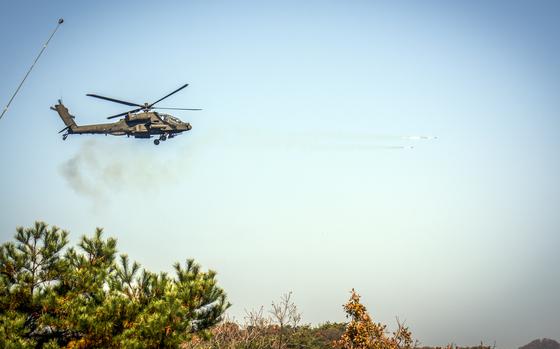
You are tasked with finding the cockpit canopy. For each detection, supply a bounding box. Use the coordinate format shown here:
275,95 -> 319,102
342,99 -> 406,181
160,113 -> 183,125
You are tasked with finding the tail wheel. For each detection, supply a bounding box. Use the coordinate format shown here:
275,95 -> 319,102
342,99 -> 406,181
62,134 -> 68,140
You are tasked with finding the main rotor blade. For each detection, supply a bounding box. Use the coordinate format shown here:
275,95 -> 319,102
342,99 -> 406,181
152,107 -> 202,111
107,107 -> 142,119
87,94 -> 144,108
148,83 -> 189,107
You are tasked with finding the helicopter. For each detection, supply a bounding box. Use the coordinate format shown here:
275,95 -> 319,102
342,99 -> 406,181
52,83 -> 201,145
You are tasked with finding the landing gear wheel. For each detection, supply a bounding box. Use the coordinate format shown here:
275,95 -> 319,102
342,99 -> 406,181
160,135 -> 167,141
154,139 -> 160,145
62,134 -> 68,141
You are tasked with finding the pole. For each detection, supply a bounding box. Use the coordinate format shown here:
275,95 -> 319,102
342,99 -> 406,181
0,18 -> 64,121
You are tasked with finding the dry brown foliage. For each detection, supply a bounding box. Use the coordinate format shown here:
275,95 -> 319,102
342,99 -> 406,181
334,289 -> 414,349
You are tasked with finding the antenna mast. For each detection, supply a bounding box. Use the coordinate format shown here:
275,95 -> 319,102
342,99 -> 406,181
0,18 -> 64,121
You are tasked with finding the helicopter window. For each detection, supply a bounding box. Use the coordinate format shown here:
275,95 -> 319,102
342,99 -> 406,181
164,115 -> 182,124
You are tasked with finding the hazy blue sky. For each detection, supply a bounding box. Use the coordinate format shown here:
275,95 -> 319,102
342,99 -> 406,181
1,1 -> 559,347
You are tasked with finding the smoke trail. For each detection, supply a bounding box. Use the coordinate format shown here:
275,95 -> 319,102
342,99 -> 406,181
219,128 -> 430,150
59,140 -> 103,200
401,135 -> 438,140
58,129 -> 429,205
59,139 -> 183,204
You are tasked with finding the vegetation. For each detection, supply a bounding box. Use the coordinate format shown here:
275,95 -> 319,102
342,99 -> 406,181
184,313 -> 345,349
186,289 -> 414,349
0,222 -> 517,349
186,289 -> 497,349
334,288 -> 414,349
0,222 -> 230,348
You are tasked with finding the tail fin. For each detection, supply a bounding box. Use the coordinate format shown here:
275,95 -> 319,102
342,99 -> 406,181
51,99 -> 77,133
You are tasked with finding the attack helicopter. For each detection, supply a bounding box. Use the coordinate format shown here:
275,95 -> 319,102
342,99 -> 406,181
52,83 -> 201,145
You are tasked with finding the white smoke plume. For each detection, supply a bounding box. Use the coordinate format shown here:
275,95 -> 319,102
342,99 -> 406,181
59,139 -> 182,204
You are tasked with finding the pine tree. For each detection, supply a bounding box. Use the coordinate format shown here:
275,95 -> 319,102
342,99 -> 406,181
0,222 -> 230,348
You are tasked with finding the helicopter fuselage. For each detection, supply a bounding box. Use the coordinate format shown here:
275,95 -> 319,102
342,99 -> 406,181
53,101 -> 192,144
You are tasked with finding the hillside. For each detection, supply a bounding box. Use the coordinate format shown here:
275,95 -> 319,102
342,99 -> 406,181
519,339 -> 560,349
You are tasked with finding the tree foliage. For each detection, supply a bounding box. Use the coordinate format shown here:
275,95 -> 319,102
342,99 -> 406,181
0,222 -> 230,349
334,289 -> 414,349
184,293 -> 344,349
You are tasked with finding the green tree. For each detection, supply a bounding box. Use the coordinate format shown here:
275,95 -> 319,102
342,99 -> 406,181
0,222 -> 230,348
